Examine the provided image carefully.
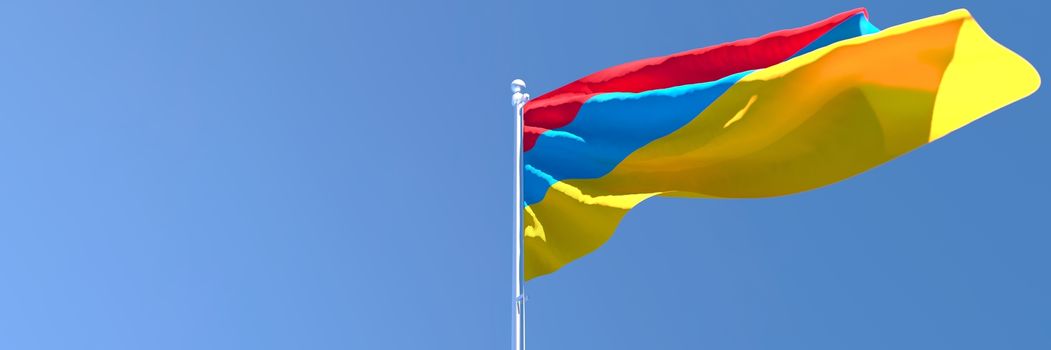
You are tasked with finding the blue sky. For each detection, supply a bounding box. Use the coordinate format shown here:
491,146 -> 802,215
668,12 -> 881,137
0,0 -> 1047,349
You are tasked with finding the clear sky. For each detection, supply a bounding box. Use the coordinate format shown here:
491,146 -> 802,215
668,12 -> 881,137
0,0 -> 1046,349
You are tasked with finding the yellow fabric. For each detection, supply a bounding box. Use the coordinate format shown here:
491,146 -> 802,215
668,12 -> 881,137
524,10 -> 1040,280
929,18 -> 1042,141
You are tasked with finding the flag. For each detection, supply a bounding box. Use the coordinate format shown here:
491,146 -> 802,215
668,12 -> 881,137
522,8 -> 1040,280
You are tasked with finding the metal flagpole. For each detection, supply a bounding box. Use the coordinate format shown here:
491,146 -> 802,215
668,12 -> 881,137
511,79 -> 529,350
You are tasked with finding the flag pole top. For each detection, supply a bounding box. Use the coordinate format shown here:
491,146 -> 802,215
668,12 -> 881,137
512,79 -> 530,109
511,79 -> 526,93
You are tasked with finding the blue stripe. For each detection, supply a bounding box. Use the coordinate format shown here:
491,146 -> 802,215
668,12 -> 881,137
790,13 -> 879,58
524,71 -> 748,206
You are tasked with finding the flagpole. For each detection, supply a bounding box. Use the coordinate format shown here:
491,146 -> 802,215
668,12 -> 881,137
511,79 -> 529,350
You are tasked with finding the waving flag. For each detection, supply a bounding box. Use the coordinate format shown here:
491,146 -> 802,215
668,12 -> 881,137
522,9 -> 1040,280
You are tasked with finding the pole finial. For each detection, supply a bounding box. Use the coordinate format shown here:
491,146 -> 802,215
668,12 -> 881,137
512,79 -> 530,109
511,79 -> 526,93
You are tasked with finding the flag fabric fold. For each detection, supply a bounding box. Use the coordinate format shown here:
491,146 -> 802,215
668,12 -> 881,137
523,9 -> 1040,280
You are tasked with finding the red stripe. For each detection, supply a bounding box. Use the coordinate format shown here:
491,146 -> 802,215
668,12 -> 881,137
523,8 -> 869,152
